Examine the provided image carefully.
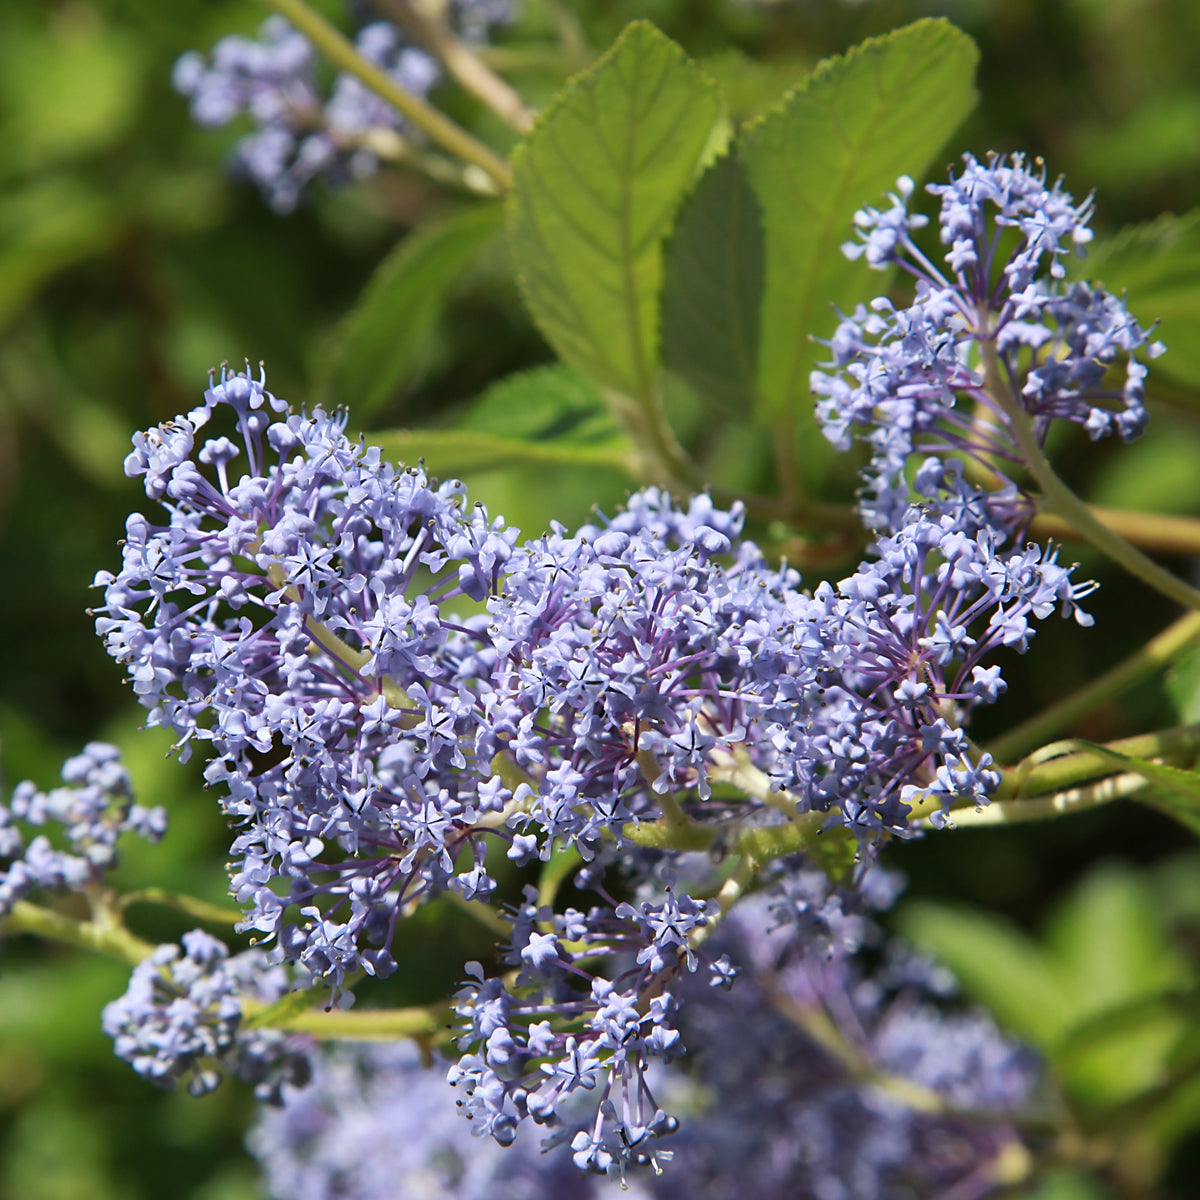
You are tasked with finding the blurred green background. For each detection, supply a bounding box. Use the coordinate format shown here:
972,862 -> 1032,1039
3,0 -> 1200,1196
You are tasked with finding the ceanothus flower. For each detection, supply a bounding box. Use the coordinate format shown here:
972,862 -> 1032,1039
101,928 -> 310,1101
173,17 -> 439,212
94,364 -> 1097,1002
446,880 -> 706,1177
812,154 -> 1164,534
0,742 -> 166,915
652,892 -> 1038,1200
93,364 -> 519,994
252,1040 -> 608,1200
173,1 -> 518,212
251,877 -> 1037,1199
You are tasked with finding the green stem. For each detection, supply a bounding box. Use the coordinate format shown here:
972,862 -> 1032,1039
2,900 -> 155,966
905,723 -> 1200,827
357,128 -> 501,195
441,891 -> 512,938
369,0 -> 535,132
997,723 -> 1200,799
1032,506 -> 1200,559
932,771 -> 1149,828
264,561 -> 412,711
980,339 -> 1200,611
602,386 -> 707,493
116,888 -> 244,927
260,0 -> 514,191
986,610 -> 1200,763
271,1004 -> 448,1039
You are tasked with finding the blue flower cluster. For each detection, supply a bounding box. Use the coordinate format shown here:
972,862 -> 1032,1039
101,927 -> 311,1101
0,742 -> 166,915
251,882 -> 1036,1199
252,1039 -> 599,1200
656,892 -> 1037,1200
94,367 -> 518,998
92,357 -> 1096,1172
173,1 -> 513,211
812,154 -> 1164,534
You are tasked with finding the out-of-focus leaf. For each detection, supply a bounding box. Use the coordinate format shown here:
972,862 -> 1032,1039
1045,863 -> 1191,1100
1082,210 -> 1200,388
740,18 -> 977,426
1089,423 -> 1200,516
315,202 -> 505,419
508,21 -> 725,402
0,178 -> 115,330
0,18 -> 143,173
661,153 -> 765,415
1166,644 -> 1200,726
1009,1166 -> 1109,1200
461,364 -> 626,444
739,21 -> 974,429
370,428 -> 632,477
898,901 -> 1070,1046
1047,863 -> 1189,1015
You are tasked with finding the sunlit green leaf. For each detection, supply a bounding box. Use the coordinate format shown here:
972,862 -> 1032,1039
741,18 -> 978,425
508,21 -> 725,402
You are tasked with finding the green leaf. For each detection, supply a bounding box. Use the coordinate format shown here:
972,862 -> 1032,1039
1167,644 -> 1200,725
371,365 -> 635,477
1045,864 -> 1192,1101
660,152 -> 765,415
1009,1166 -> 1109,1200
1082,210 -> 1200,389
741,18 -> 978,425
314,202 -> 504,420
462,364 -> 627,446
697,48 -> 817,124
1047,863 -> 1189,1019
1079,741 -> 1200,813
898,900 -> 1071,1047
1074,739 -> 1200,835
508,21 -> 725,402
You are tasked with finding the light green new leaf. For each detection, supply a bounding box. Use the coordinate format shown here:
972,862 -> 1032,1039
1080,742 -> 1200,807
741,18 -> 978,424
1073,737 -> 1200,834
661,152 -> 765,415
371,365 -> 635,477
508,21 -> 725,403
315,202 -> 504,419
1082,210 -> 1200,389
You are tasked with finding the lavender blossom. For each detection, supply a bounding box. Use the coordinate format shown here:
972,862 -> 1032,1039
812,154 -> 1163,533
252,1040 -> 607,1200
0,742 -> 166,915
653,894 -> 1038,1200
101,927 -> 310,1100
93,365 -> 518,995
447,882 -> 696,1176
94,364 -> 1095,1004
251,886 -> 1037,1199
